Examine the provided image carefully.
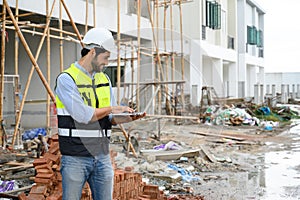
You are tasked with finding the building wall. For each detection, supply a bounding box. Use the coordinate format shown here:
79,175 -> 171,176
265,72 -> 300,95
237,0 -> 265,98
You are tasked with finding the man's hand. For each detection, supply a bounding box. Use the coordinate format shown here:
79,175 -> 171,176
111,106 -> 134,114
129,112 -> 146,121
111,108 -> 146,124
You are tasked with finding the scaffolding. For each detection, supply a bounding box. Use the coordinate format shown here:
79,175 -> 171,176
0,0 -> 193,148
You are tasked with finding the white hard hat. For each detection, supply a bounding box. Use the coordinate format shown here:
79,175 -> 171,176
82,28 -> 116,53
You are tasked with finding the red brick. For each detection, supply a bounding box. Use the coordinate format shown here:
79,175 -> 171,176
33,158 -> 51,166
125,166 -> 134,172
143,185 -> 159,193
34,177 -> 53,185
43,152 -> 60,164
36,173 -> 55,179
51,134 -> 59,141
48,142 -> 59,154
27,194 -> 46,200
30,185 -> 48,195
18,192 -> 28,200
56,172 -> 62,181
35,164 -> 53,171
36,168 -> 53,174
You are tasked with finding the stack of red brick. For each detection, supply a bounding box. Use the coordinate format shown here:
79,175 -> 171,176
17,134 -> 166,200
113,168 -> 166,200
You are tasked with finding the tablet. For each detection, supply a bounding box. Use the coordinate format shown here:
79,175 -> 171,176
112,112 -> 144,117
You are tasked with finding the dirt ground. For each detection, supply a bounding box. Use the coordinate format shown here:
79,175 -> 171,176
112,117 -> 300,200
1,113 -> 299,200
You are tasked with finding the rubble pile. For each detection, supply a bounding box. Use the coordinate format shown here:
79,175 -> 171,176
200,104 -> 300,129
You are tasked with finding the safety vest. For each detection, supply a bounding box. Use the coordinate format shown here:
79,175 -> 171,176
55,64 -> 112,156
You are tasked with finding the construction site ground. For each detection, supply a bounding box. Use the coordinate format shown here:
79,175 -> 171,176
1,109 -> 300,199
112,117 -> 300,200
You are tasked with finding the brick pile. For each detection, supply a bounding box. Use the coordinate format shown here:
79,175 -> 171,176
113,168 -> 166,200
17,134 -> 166,200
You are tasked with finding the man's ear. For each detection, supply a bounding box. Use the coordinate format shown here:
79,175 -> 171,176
90,48 -> 96,56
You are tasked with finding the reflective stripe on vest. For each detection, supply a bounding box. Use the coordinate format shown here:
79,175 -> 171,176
58,129 -> 111,137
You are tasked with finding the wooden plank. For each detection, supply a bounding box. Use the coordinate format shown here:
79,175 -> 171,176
146,114 -> 199,120
5,161 -> 32,166
140,149 -> 200,161
190,131 -> 245,141
0,164 -> 34,174
199,145 -> 217,163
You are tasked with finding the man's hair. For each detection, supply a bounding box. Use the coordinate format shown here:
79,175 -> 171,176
81,47 -> 108,58
81,48 -> 90,57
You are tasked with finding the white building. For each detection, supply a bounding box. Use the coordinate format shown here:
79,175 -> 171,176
0,0 -> 266,128
265,72 -> 300,101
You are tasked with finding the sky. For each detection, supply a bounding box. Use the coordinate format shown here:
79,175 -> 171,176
258,0 -> 300,72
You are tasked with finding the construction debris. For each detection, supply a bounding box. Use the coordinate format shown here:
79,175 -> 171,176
0,134 -> 169,200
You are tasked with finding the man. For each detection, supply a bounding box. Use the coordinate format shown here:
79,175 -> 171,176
55,27 -> 145,200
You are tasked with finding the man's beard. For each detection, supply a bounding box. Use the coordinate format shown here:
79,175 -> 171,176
91,61 -> 103,73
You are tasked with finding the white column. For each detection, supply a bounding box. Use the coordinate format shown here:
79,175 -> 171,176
281,84 -> 287,103
248,66 -> 257,97
228,62 -> 238,98
212,58 -> 223,97
190,40 -> 202,106
254,84 -> 259,105
272,84 -> 276,97
260,84 -> 264,104
292,84 -> 296,100
272,84 -> 277,107
238,55 -> 246,97
297,84 -> 300,98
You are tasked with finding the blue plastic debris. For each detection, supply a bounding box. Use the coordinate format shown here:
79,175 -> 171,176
259,106 -> 271,116
167,164 -> 200,182
22,128 -> 47,141
264,125 -> 273,131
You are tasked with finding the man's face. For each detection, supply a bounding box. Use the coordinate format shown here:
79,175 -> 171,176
91,50 -> 110,73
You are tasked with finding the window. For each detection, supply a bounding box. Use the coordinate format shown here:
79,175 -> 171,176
221,9 -> 226,34
206,1 -> 221,30
257,30 -> 263,47
228,35 -> 234,49
247,25 -> 257,45
103,66 -> 124,87
247,26 -> 263,47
